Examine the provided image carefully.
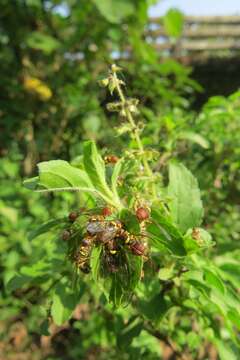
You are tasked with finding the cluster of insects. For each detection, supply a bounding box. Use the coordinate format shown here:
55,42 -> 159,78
61,206 -> 150,276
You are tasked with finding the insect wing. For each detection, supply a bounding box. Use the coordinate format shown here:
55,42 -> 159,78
87,221 -> 105,235
100,223 -> 119,242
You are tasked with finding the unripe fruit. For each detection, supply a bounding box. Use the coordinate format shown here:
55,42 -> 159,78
62,230 -> 71,241
102,207 -> 112,217
68,211 -> 78,222
136,207 -> 150,222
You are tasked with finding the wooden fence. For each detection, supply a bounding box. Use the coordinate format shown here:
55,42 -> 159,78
147,16 -> 240,60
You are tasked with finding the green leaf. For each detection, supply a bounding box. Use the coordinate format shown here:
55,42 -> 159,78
38,160 -> 92,189
90,246 -> 102,283
23,176 -> 39,190
20,260 -> 52,277
214,338 -> 239,360
92,0 -> 134,24
26,32 -> 60,53
183,234 -> 200,254
219,263 -> 240,289
51,283 -> 80,326
111,159 -> 123,198
204,269 -> 225,295
126,253 -> 143,291
39,319 -> 50,336
120,209 -> 141,234
158,266 -> 174,281
108,251 -> 142,307
28,218 -> 67,241
23,160 -> 93,192
184,228 -> 214,253
138,293 -> 170,324
6,274 -> 31,292
177,131 -> 210,149
163,9 -> 184,38
109,274 -> 125,307
168,162 -> 203,233
83,141 -> 121,206
117,317 -> 143,349
147,208 -> 186,256
227,308 -> 240,331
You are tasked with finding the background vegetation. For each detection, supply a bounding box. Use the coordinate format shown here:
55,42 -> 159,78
0,1 -> 239,359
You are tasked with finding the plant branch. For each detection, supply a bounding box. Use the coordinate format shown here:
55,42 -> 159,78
144,322 -> 189,360
111,67 -> 157,198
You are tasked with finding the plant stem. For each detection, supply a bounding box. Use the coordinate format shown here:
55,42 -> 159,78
112,70 -> 157,198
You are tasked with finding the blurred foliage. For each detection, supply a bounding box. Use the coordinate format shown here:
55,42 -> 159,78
0,1 -> 239,359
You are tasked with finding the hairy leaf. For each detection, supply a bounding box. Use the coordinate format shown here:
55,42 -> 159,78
23,160 -> 92,191
83,141 -> 121,206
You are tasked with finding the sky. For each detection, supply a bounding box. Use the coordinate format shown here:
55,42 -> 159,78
149,0 -> 240,16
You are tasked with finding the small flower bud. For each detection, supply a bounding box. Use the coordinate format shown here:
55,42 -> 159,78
102,207 -> 112,217
111,64 -> 122,72
62,230 -> 71,241
104,155 -> 119,164
98,78 -> 109,87
68,211 -> 78,222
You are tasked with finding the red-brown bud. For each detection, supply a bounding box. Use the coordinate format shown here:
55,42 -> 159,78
136,207 -> 150,222
102,207 -> 112,217
104,155 -> 119,164
62,230 -> 71,241
68,211 -> 78,222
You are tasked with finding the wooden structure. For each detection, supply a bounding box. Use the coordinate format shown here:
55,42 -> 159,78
148,16 -> 240,62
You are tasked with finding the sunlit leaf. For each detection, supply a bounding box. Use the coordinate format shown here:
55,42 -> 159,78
26,32 -> 60,53
168,162 -> 203,233
51,283 -> 80,326
83,141 -> 121,207
163,9 -> 184,38
92,0 -> 134,24
178,131 -> 210,149
204,269 -> 225,295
